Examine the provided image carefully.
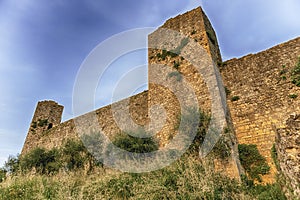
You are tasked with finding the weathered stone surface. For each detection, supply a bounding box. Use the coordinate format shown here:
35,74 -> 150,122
22,101 -> 64,154
221,37 -> 300,182
276,115 -> 300,199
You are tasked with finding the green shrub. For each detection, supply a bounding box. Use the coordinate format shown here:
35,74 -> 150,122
4,139 -> 96,176
288,94 -> 298,99
155,38 -> 189,61
4,155 -> 20,174
173,60 -> 180,70
20,147 -> 61,174
206,30 -> 216,45
172,37 -> 189,55
20,147 -> 46,173
161,49 -> 168,60
291,57 -> 300,86
271,144 -> 279,170
63,139 -> 89,170
238,144 -> 270,182
37,119 -> 48,127
213,136 -> 231,159
177,107 -> 210,155
112,130 -> 159,154
224,86 -> 231,97
231,96 -> 240,102
0,168 -> 6,183
255,183 -> 287,200
106,176 -> 134,199
44,148 -> 62,174
279,65 -> 288,75
31,122 -> 37,128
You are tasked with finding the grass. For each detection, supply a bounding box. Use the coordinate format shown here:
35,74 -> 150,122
0,110 -> 287,199
0,151 -> 287,200
0,155 -> 250,200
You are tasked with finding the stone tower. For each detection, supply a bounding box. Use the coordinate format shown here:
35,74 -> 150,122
147,7 -> 242,178
148,7 -> 225,145
22,100 -> 64,154
157,7 -> 222,64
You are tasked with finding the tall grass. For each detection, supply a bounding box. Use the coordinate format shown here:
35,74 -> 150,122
0,154 -> 253,200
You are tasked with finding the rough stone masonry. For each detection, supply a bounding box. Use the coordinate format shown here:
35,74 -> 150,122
22,7 -> 300,185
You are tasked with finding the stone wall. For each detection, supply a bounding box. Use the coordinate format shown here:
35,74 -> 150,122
221,37 -> 300,182
276,114 -> 300,199
22,91 -> 149,154
22,6 -> 242,180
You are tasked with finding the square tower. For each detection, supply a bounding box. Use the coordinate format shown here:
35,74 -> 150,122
147,7 -> 223,145
22,101 -> 64,154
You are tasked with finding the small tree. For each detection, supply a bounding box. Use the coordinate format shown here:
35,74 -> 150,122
112,130 -> 159,154
62,139 -> 89,170
19,147 -> 61,175
4,155 -> 20,174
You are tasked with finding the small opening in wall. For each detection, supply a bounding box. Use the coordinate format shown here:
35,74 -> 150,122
47,123 -> 53,130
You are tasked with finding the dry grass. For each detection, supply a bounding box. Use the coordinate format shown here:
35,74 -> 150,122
0,154 -> 255,200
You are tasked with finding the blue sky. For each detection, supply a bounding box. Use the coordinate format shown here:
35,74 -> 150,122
0,0 -> 300,167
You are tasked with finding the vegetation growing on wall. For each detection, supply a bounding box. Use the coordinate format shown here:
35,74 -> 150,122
238,144 -> 270,182
271,144 -> 280,170
31,122 -> 37,129
37,119 -> 48,127
3,139 -> 95,176
291,57 -> 300,86
206,30 -> 216,45
112,131 -> 159,154
288,94 -> 298,99
156,38 -> 189,61
231,96 -> 240,102
213,135 -> 231,159
224,86 -> 231,97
